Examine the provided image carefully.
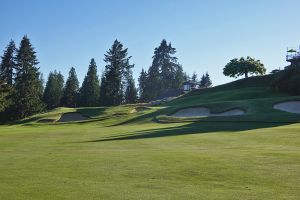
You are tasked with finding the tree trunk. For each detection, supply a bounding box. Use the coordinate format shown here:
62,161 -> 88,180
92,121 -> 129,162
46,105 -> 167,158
245,71 -> 248,78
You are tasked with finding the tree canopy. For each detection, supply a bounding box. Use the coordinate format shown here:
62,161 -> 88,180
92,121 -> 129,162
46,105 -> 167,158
223,56 -> 266,78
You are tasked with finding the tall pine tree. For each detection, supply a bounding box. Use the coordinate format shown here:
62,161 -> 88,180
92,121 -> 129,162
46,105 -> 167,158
12,36 -> 44,119
173,64 -> 184,89
0,40 -> 16,113
100,40 -> 133,106
62,67 -> 79,107
204,72 -> 212,88
43,71 -> 64,109
191,72 -> 198,82
80,58 -> 100,107
145,39 -> 184,100
138,68 -> 148,102
200,72 -> 212,88
125,69 -> 137,104
0,40 -> 16,86
0,79 -> 11,112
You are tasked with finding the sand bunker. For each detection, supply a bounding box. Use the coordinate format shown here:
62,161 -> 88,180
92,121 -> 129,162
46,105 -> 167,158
273,101 -> 300,114
171,107 -> 245,118
58,112 -> 89,122
37,119 -> 56,123
130,106 -> 151,113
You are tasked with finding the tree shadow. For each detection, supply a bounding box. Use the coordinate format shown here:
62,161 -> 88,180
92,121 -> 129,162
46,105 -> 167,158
84,121 -> 293,142
109,107 -> 170,126
76,107 -> 108,118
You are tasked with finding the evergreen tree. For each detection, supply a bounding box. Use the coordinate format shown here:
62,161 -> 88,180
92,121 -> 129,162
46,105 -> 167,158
12,36 -> 44,119
0,79 -> 11,112
62,67 -> 79,107
38,73 -> 45,98
99,74 -> 108,105
191,72 -> 198,82
80,58 -> 100,107
100,40 -> 133,106
200,72 -> 212,88
145,63 -> 161,100
0,40 -> 16,114
200,74 -> 206,88
174,64 -> 184,89
183,72 -> 190,82
204,72 -> 212,88
43,71 -> 64,109
145,39 -> 183,100
138,68 -> 148,102
0,40 -> 16,86
125,69 -> 137,104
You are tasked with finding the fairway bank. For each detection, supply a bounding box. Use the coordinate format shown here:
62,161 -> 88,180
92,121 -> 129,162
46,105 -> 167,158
171,107 -> 245,118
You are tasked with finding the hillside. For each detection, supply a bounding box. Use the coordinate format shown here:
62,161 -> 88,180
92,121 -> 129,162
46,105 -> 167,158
14,75 -> 300,125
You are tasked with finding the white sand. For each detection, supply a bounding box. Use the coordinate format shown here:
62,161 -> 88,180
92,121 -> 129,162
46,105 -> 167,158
130,106 -> 151,113
273,101 -> 300,114
58,112 -> 89,122
171,107 -> 245,118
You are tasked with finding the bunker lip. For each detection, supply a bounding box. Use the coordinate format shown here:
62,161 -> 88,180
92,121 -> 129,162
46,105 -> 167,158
130,106 -> 151,113
273,101 -> 300,114
58,112 -> 90,122
171,107 -> 246,118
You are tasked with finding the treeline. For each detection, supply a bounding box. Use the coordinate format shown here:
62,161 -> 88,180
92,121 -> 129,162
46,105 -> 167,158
271,63 -> 300,95
188,72 -> 212,88
0,36 -> 211,120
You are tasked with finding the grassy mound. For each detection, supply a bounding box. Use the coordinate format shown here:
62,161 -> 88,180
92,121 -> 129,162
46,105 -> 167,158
15,75 -> 300,125
154,75 -> 300,123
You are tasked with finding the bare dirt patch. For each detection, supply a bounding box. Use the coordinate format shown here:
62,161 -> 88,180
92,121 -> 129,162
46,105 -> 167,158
171,107 -> 245,118
273,101 -> 300,114
58,112 -> 89,122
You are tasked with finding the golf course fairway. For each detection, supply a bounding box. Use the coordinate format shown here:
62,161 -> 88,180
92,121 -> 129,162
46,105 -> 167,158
1,76 -> 300,200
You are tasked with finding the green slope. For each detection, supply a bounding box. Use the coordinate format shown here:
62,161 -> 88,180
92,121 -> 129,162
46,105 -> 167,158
155,75 -> 300,123
16,75 -> 300,125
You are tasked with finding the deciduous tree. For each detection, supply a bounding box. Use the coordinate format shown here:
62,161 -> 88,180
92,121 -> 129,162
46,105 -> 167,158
223,56 -> 266,78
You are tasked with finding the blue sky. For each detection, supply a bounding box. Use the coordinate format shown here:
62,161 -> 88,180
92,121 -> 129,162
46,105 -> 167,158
1,0 -> 300,86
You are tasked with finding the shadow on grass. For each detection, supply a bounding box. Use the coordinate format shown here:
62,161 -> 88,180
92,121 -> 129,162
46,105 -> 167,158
85,121 -> 293,142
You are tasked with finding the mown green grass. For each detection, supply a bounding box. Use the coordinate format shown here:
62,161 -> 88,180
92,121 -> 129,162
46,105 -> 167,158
0,120 -> 300,199
1,75 -> 300,199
